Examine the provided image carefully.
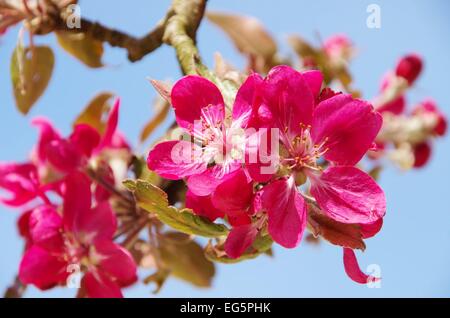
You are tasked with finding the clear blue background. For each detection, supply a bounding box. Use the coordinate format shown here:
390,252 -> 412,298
1,0 -> 449,297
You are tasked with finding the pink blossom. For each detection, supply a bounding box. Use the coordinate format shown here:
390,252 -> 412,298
32,99 -> 126,174
147,74 -> 263,196
19,172 -> 137,297
252,66 -> 385,248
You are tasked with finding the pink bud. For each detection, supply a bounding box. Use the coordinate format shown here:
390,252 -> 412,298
413,99 -> 447,136
413,142 -> 431,168
395,54 -> 423,85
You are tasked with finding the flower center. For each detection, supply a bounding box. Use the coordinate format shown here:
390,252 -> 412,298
282,124 -> 328,171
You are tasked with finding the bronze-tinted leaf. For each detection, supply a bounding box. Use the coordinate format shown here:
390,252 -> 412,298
159,235 -> 215,287
11,45 -> 54,115
287,35 -> 318,58
56,31 -> 104,68
140,99 -> 171,143
368,166 -> 382,181
206,11 -> 277,60
149,79 -> 172,103
307,205 -> 366,251
143,269 -> 170,294
73,92 -> 114,133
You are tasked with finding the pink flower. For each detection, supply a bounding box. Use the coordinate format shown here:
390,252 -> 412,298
395,54 -> 423,86
252,66 -> 385,248
147,74 -> 263,197
19,172 -> 137,297
32,99 -> 126,174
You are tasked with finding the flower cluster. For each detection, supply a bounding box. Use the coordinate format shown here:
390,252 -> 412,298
371,54 -> 447,169
0,100 -> 137,297
148,65 -> 386,283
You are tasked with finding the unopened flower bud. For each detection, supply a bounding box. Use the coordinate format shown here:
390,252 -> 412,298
395,54 -> 423,86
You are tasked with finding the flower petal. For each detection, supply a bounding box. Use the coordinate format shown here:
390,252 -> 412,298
31,117 -> 61,163
263,65 -> 315,134
261,177 -> 306,248
311,94 -> 382,165
46,139 -> 83,173
63,172 -> 92,232
18,210 -> 32,243
187,163 -> 240,196
185,190 -> 225,221
29,205 -> 64,252
232,73 -> 263,127
224,224 -> 258,259
95,98 -> 120,153
0,162 -> 38,206
147,140 -> 208,180
343,248 -> 380,284
69,124 -> 101,157
171,75 -> 225,130
19,245 -> 67,290
360,218 -> 383,239
94,240 -> 137,286
83,271 -> 123,298
302,70 -> 323,100
211,168 -> 253,216
74,202 -> 117,244
310,166 -> 386,224
245,128 -> 278,183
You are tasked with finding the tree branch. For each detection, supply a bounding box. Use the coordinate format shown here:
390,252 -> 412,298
26,0 -> 207,65
52,9 -> 168,62
162,0 -> 207,74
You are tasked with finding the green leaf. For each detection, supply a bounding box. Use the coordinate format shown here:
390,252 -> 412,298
11,45 -> 54,115
56,32 -> 104,68
159,234 -> 215,288
73,92 -> 114,133
252,233 -> 273,253
287,35 -> 318,59
124,180 -> 229,238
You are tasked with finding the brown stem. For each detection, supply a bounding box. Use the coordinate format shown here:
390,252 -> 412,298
4,275 -> 26,298
85,168 -> 134,205
122,216 -> 150,250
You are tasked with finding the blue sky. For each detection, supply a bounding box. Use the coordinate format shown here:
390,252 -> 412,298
1,0 -> 449,297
